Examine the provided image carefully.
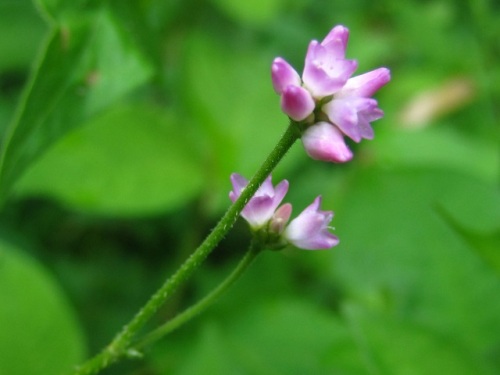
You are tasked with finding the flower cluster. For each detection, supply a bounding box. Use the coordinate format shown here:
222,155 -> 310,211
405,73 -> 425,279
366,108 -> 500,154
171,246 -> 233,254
272,25 -> 390,163
230,173 -> 338,250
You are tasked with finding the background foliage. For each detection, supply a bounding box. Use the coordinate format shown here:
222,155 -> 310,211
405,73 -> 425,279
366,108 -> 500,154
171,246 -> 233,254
0,0 -> 499,374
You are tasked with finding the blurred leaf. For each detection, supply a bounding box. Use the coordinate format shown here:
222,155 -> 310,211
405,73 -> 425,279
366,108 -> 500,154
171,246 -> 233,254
154,299 -> 365,375
181,32 -> 304,210
15,104 -> 203,216
208,0 -> 284,26
326,167 -> 500,367
388,1 -> 470,72
436,197 -> 500,277
434,171 -> 500,233
0,0 -> 47,71
0,6 -> 153,202
368,126 -> 499,183
34,0 -> 96,22
344,304 -> 495,375
0,239 -> 84,375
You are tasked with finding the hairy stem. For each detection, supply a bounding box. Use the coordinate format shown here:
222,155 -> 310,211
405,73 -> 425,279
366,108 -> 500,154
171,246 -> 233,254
133,240 -> 261,350
71,122 -> 299,375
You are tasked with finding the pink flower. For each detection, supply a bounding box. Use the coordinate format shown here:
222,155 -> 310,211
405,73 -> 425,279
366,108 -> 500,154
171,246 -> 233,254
302,25 -> 358,98
271,25 -> 356,121
271,25 -> 390,163
323,68 -> 390,143
271,57 -> 301,94
271,58 -> 315,121
335,67 -> 391,98
229,173 -> 289,229
284,196 -> 339,250
230,174 -> 338,250
281,85 -> 315,122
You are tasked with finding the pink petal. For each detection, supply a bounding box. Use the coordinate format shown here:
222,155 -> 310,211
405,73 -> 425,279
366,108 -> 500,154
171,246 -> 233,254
269,203 -> 293,234
323,97 -> 380,142
301,122 -> 353,163
284,196 -> 339,250
321,25 -> 349,52
337,68 -> 391,98
281,85 -> 315,121
229,173 -> 249,202
230,174 -> 289,229
271,57 -> 301,94
258,175 -> 275,196
242,196 -> 276,227
303,41 -> 358,98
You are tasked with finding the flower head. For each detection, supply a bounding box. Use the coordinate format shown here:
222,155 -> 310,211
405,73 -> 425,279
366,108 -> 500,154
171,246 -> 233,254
271,25 -> 390,162
230,174 -> 338,250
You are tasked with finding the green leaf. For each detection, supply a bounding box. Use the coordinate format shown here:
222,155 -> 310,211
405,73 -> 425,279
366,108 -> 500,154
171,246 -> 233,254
368,126 -> 499,183
181,32 -> 304,211
153,299 -> 365,375
344,305 -> 495,375
0,239 -> 84,375
34,0 -> 96,22
439,208 -> 500,278
326,167 -> 500,368
15,104 -> 204,216
208,0 -> 285,26
0,6 -> 153,201
0,0 -> 47,71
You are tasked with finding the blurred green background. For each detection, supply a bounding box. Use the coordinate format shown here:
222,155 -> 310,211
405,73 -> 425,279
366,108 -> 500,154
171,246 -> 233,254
0,0 -> 499,374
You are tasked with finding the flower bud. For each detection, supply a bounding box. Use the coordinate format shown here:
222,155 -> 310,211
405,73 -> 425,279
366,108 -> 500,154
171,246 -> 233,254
301,122 -> 353,163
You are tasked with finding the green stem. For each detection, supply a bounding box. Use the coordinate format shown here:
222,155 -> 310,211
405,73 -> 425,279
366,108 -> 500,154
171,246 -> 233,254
71,122 -> 299,375
133,241 -> 261,350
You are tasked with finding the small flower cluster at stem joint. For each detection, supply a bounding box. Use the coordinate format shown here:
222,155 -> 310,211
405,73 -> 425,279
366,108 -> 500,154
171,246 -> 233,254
271,25 -> 391,163
229,173 -> 339,250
